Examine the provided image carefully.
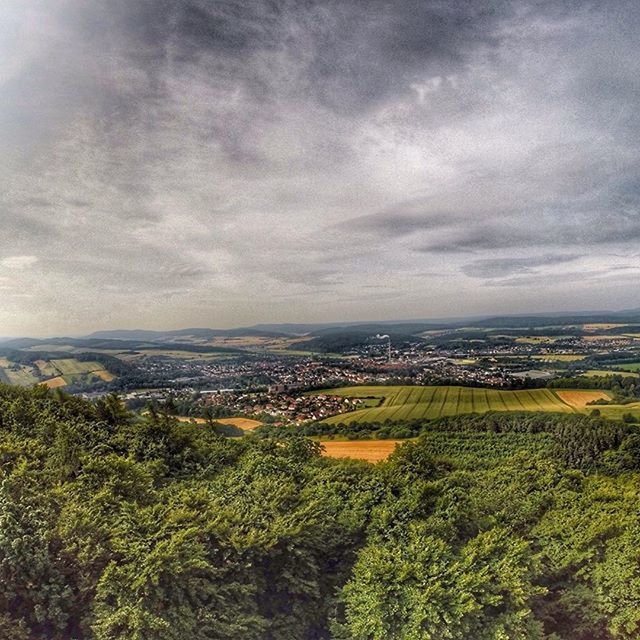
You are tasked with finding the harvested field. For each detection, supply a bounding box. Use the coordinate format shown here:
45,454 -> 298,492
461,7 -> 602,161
41,376 -> 67,389
320,440 -> 402,463
175,416 -> 262,430
555,390 -> 611,409
216,417 -> 262,430
94,370 -> 115,382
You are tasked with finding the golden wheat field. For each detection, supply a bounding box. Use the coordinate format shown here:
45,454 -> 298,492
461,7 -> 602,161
320,440 -> 403,463
176,416 -> 262,430
555,390 -> 610,409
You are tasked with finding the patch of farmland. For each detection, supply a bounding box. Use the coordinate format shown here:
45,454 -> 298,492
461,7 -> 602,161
116,349 -> 229,361
41,376 -> 67,389
175,416 -> 262,431
2,365 -> 40,387
611,362 -> 640,372
531,354 -> 587,362
555,390 -> 611,409
584,369 -> 639,378
216,417 -> 262,430
583,323 -> 628,331
320,439 -> 403,463
594,403 -> 640,421
317,385 -> 579,425
35,359 -> 61,377
94,370 -> 115,382
51,359 -> 105,375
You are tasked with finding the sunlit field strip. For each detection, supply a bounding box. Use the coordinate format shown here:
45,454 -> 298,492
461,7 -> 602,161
318,385 -> 597,425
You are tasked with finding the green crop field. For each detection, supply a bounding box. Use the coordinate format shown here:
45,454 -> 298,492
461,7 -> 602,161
0,364 -> 40,387
611,362 -> 640,372
51,358 -> 106,375
584,369 -> 640,378
313,385 -> 640,424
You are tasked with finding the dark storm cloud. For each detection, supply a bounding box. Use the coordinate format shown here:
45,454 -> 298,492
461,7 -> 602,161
2,0 -> 640,333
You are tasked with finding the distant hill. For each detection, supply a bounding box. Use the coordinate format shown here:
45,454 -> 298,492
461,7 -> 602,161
474,312 -> 640,329
0,336 -> 244,355
85,327 -> 290,341
7,308 -> 640,347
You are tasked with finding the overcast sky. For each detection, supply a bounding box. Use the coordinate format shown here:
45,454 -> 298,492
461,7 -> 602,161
2,0 -> 640,335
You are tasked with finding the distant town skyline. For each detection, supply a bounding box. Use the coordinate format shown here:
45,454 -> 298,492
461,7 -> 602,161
2,0 -> 640,335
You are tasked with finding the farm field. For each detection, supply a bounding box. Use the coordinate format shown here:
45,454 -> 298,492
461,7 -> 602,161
51,359 -> 106,375
115,349 -> 232,361
584,369 -> 640,378
1,365 -> 40,387
312,385 -> 638,424
589,403 -> 640,421
175,416 -> 262,431
320,439 -> 402,462
531,354 -> 587,362
216,417 -> 262,430
611,362 -> 640,372
582,323 -> 629,331
41,376 -> 67,389
515,336 -> 567,344
555,390 -> 610,409
48,358 -> 116,385
94,370 -> 115,382
35,359 -> 61,377
0,356 -> 116,389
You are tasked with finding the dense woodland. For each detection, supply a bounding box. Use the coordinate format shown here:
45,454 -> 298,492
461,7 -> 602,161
2,385 -> 640,638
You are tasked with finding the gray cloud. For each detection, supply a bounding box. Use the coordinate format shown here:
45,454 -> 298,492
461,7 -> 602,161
1,0 -> 640,334
461,254 -> 580,279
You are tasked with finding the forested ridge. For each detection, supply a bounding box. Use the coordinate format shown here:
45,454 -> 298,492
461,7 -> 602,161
1,384 -> 640,639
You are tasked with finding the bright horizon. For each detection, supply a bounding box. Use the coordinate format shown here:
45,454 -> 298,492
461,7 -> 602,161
2,305 -> 639,341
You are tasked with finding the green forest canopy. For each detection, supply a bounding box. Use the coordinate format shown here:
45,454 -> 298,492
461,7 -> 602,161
1,384 -> 640,639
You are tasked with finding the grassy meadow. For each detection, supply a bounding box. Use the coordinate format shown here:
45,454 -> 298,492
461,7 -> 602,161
611,362 -> 640,372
